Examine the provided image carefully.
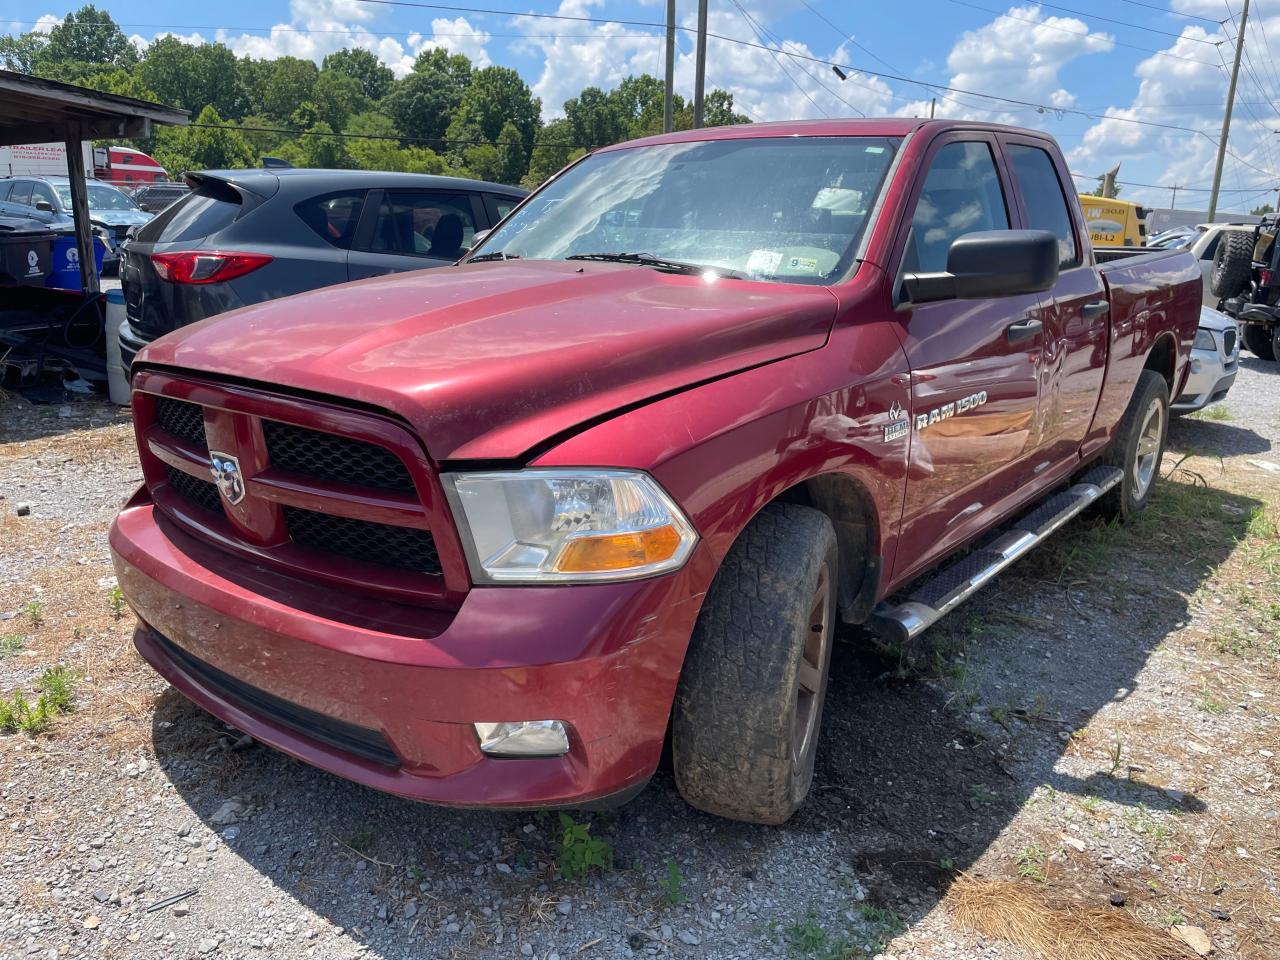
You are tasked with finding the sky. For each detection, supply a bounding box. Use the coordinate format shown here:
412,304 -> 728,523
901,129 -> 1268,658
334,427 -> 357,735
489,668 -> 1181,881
7,0 -> 1280,213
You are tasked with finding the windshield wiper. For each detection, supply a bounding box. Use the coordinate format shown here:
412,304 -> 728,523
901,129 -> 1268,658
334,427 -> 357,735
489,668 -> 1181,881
468,250 -> 520,262
566,252 -> 748,280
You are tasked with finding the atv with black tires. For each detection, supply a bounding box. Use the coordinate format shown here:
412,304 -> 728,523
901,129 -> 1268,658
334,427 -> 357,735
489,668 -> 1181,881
1213,215 -> 1280,362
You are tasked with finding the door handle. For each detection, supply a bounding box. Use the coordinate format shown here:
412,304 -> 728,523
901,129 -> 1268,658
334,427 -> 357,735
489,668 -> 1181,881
1007,318 -> 1043,344
1081,300 -> 1110,320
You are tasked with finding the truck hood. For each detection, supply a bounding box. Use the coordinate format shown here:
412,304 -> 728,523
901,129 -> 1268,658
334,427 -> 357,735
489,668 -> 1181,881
138,259 -> 839,460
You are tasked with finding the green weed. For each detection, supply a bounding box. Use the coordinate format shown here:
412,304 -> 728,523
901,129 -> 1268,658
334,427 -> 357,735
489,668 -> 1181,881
557,813 -> 613,881
1196,689 -> 1229,715
1014,843 -> 1048,882
0,666 -> 78,734
108,586 -> 126,619
24,601 -> 43,626
0,634 -> 26,659
858,905 -> 905,951
658,859 -> 686,905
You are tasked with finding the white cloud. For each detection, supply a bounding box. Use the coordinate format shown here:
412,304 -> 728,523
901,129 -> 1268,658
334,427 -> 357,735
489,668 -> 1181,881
1067,21 -> 1280,210
899,5 -> 1113,123
411,17 -> 492,69
523,0 -> 894,121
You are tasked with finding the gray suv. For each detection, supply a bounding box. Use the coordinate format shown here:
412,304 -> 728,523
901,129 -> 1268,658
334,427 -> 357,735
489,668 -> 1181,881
119,169 -> 527,369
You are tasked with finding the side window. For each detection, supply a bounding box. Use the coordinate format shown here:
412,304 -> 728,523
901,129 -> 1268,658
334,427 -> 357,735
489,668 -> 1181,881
1007,143 -> 1080,269
905,142 -> 1009,273
295,191 -> 366,250
9,181 -> 33,206
1202,234 -> 1220,261
370,191 -> 477,260
489,194 -> 519,221
30,182 -> 57,210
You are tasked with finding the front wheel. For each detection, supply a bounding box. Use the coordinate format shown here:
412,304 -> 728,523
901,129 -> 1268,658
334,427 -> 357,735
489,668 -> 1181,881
672,503 -> 837,825
1099,370 -> 1169,520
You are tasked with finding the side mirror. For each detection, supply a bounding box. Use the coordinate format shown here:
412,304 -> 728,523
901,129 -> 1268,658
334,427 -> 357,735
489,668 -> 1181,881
901,229 -> 1059,305
469,229 -> 491,251
34,200 -> 54,212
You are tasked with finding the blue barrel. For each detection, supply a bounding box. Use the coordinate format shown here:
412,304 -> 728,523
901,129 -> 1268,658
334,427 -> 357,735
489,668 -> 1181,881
46,232 -> 107,290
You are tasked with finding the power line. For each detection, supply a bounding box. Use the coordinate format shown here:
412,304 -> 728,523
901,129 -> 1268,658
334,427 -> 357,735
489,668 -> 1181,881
725,0 -> 829,118
1111,0 -> 1226,24
1069,171 -> 1276,191
1009,0 -> 1224,44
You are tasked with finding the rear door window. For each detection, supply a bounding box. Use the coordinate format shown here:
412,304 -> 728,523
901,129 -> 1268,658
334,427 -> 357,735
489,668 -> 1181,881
1006,143 -> 1081,269
8,181 -> 33,206
30,182 -> 57,211
486,193 -> 521,224
295,192 -> 366,249
138,182 -> 242,244
369,191 -> 477,261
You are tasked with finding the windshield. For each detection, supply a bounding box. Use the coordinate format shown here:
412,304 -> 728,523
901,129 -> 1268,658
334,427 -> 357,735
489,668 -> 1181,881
474,136 -> 901,284
54,183 -> 139,212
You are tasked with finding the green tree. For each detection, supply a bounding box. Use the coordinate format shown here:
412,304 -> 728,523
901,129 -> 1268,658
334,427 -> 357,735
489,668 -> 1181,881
1083,175 -> 1122,198
564,86 -> 627,150
383,48 -> 473,145
313,70 -> 368,132
522,118 -> 585,189
495,121 -> 529,184
1252,203 -> 1275,216
0,33 -> 45,73
444,66 -> 541,159
139,38 -> 244,118
322,48 -> 394,101
40,6 -> 137,69
702,89 -> 751,127
461,143 -> 503,182
77,68 -> 158,102
263,57 -> 320,121
613,74 -> 674,139
274,122 -> 353,169
150,105 -> 254,175
236,57 -> 275,117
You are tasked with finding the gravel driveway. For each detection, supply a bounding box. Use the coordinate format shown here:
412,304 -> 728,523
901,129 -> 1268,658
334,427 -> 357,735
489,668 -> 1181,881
1,358 -> 1277,960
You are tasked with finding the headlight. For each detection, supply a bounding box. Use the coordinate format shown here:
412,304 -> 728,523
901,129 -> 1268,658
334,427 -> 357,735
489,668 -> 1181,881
443,469 -> 697,583
1194,328 -> 1217,351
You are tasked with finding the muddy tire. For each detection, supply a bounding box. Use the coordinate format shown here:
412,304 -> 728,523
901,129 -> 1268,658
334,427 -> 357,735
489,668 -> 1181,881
1209,230 -> 1254,299
1099,370 -> 1169,521
672,503 -> 837,825
1242,323 -> 1277,361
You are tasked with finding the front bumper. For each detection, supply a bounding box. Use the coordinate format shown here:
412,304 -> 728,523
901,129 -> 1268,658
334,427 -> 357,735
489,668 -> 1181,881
1172,347 -> 1238,412
110,488 -> 709,808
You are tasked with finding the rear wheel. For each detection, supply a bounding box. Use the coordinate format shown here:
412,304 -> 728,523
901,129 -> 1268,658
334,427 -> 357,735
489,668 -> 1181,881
672,503 -> 837,825
1242,323 -> 1276,360
1209,230 -> 1255,300
1099,370 -> 1169,520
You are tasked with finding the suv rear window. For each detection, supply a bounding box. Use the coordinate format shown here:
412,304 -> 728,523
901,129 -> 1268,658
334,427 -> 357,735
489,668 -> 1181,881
138,181 -> 242,244
295,192 -> 366,249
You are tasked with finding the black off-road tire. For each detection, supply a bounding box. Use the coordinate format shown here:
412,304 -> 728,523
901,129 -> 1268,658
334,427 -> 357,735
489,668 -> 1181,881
672,503 -> 837,825
1242,323 -> 1277,360
1099,370 -> 1170,521
1209,230 -> 1254,299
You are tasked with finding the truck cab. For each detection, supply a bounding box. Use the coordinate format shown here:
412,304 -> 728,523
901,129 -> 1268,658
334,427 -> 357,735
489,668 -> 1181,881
111,120 -> 1201,825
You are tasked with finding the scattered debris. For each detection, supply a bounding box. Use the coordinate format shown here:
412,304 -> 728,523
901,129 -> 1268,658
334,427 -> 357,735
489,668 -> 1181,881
145,888 -> 199,914
1170,924 -> 1214,956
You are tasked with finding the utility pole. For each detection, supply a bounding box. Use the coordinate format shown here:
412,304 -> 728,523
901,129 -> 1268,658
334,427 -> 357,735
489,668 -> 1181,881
663,0 -> 675,133
693,0 -> 709,128
1170,185 -> 1178,208
929,98 -> 936,119
1209,0 -> 1249,221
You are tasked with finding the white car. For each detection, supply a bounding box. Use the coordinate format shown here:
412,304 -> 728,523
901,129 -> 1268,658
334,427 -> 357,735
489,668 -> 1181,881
1172,305 -> 1240,414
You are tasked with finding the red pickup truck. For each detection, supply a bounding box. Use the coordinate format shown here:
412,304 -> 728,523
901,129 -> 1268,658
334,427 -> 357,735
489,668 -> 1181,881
110,119 -> 1200,825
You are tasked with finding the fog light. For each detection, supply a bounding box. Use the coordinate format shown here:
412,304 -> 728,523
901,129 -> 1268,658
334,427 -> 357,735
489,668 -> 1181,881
474,720 -> 569,757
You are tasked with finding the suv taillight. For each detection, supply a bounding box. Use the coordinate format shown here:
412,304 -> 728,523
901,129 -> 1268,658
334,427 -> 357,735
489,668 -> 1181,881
1261,268 -> 1273,288
151,251 -> 272,284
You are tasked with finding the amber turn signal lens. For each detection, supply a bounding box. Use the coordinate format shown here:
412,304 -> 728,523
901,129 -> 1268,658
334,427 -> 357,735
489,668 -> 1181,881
553,524 -> 683,573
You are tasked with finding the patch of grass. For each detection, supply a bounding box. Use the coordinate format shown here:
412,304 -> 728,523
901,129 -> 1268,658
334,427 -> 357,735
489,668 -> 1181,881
24,600 -> 43,626
969,783 -> 998,807
0,666 -> 78,735
1107,736 -> 1125,778
1123,804 -> 1173,847
1155,907 -> 1185,927
0,634 -> 26,659
858,905 -> 905,951
1014,843 -> 1048,882
658,859 -> 686,905
1080,794 -> 1102,813
346,826 -> 375,854
1247,505 -> 1276,540
557,813 -> 612,881
1196,689 -> 1229,715
1191,405 -> 1234,422
784,913 -> 851,960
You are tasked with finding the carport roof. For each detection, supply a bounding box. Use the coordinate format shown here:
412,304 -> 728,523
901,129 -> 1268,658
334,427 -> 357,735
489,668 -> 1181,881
0,69 -> 188,147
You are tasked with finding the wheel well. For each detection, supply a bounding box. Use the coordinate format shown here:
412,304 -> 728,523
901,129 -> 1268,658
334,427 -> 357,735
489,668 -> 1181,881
776,473 -> 881,623
1144,333 -> 1176,394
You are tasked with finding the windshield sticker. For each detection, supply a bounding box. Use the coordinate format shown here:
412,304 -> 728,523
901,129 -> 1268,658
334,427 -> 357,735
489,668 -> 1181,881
787,256 -> 819,274
746,249 -> 782,274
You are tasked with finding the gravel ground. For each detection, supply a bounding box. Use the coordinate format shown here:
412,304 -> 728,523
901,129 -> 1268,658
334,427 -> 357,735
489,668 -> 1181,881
0,358 -> 1277,960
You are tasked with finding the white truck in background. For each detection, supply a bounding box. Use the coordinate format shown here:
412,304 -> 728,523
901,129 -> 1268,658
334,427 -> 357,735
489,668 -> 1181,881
0,142 -> 101,178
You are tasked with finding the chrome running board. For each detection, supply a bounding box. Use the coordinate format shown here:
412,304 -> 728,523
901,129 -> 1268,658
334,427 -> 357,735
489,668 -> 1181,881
868,465 -> 1124,645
